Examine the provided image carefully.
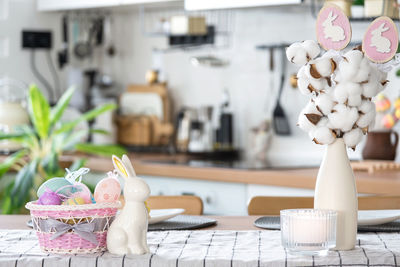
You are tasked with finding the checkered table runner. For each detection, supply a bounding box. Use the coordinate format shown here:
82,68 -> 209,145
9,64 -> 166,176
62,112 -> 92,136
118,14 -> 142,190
0,230 -> 399,267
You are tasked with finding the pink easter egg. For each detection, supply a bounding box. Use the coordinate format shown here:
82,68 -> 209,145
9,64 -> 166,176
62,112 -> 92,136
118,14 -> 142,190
94,177 -> 121,203
362,16 -> 399,63
316,4 -> 352,51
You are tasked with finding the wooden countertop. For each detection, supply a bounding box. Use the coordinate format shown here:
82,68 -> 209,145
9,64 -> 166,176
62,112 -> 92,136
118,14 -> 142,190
0,215 -> 261,231
82,153 -> 400,195
3,152 -> 400,195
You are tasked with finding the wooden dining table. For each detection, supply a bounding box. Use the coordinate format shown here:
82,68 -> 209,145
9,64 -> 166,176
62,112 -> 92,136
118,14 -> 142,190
0,215 -> 260,230
0,215 -> 399,267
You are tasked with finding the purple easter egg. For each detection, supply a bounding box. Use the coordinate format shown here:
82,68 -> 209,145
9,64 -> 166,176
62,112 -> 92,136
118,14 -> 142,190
37,188 -> 62,205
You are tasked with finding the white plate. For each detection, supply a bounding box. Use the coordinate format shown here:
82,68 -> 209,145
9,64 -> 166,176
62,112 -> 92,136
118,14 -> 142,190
358,210 -> 400,226
149,208 -> 185,224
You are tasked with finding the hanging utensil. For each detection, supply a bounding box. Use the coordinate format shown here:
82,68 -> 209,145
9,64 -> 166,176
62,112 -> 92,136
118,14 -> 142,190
104,15 -> 116,57
272,48 -> 291,135
57,15 -> 68,69
190,55 -> 229,68
74,18 -> 95,60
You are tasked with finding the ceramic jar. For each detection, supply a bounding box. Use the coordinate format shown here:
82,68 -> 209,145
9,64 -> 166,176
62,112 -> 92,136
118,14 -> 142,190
362,131 -> 398,160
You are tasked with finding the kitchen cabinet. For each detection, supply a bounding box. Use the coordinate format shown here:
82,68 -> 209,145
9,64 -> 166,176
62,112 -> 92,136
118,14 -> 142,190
37,0 -> 179,12
184,0 -> 302,11
142,175 -> 248,215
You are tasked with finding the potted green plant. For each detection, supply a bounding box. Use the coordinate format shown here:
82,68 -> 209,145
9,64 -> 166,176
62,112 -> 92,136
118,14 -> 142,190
0,85 -> 126,214
351,0 -> 364,18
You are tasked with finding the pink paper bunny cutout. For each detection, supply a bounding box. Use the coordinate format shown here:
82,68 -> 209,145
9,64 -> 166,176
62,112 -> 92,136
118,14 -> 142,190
322,11 -> 345,42
370,23 -> 391,53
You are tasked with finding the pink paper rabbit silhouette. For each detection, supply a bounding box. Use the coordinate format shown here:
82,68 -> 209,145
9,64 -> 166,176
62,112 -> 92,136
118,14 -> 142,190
323,11 -> 345,42
370,23 -> 391,53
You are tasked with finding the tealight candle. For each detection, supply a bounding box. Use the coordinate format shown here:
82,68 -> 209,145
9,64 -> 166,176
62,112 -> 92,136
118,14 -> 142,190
280,209 -> 337,256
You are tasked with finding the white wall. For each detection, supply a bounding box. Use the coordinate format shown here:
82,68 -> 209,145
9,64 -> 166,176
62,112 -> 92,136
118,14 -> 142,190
113,5 -> 400,162
0,0 -> 63,101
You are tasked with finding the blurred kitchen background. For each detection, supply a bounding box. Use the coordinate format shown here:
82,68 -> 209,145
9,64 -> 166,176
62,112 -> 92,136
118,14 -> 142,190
1,0 -> 400,214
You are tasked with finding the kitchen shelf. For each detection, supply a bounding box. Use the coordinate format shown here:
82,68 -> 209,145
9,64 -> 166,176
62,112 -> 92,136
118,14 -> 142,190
139,4 -> 234,50
310,0 -> 400,21
255,41 -> 362,50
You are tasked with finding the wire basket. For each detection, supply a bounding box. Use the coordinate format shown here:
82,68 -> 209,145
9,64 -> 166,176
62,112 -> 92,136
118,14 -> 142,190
25,201 -> 120,254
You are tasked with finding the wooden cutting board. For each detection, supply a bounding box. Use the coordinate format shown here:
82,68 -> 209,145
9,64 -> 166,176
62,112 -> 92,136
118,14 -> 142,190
351,160 -> 400,174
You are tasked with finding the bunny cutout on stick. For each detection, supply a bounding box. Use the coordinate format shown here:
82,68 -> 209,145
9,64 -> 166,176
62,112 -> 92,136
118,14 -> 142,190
370,23 -> 391,53
363,16 -> 398,63
323,11 -> 345,42
107,155 -> 150,255
316,4 -> 351,51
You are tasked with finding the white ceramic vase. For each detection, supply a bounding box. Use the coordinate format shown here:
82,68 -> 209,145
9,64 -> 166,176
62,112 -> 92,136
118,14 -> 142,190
314,138 -> 357,250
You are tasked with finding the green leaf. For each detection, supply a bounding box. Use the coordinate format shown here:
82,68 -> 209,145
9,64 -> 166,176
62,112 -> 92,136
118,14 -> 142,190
0,149 -> 27,178
396,68 -> 400,77
0,132 -> 28,141
11,158 -> 39,208
42,150 -> 59,176
50,87 -> 75,128
28,85 -> 50,139
55,103 -> 117,134
69,158 -> 87,172
61,130 -> 88,151
75,143 -> 126,158
1,182 -> 14,214
90,128 -> 111,135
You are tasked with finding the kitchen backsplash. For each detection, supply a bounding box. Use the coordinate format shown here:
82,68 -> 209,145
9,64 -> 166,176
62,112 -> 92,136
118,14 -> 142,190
112,5 -> 400,161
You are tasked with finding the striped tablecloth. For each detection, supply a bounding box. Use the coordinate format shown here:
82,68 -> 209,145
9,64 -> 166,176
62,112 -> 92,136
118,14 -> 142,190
0,230 -> 399,267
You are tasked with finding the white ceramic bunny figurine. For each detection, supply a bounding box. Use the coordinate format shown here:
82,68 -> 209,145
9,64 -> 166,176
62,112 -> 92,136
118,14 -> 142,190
107,154 -> 150,255
370,23 -> 391,53
322,11 -> 345,42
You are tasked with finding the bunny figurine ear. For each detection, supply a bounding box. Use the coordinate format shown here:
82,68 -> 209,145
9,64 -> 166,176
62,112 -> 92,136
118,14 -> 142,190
122,154 -> 137,177
362,16 -> 398,63
112,155 -> 129,178
316,3 -> 352,51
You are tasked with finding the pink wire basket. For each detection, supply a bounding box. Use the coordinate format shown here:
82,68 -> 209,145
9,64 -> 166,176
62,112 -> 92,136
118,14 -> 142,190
25,201 -> 120,254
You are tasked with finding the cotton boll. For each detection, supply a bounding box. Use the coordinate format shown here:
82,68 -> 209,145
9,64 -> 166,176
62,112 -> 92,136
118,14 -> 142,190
343,50 -> 363,67
297,101 -> 322,132
357,108 -> 376,128
352,65 -> 371,83
346,82 -> 362,95
297,76 -> 313,95
328,104 -> 359,132
333,83 -> 349,104
359,100 -> 375,114
310,126 -> 336,145
348,94 -> 362,107
286,43 -> 308,65
362,79 -> 380,98
302,40 -> 320,59
315,93 -> 334,115
309,77 -> 329,93
309,57 -> 335,78
343,128 -> 363,148
338,59 -> 359,81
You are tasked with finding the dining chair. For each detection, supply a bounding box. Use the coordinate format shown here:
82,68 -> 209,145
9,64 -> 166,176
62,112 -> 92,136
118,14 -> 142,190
147,195 -> 204,215
120,195 -> 204,215
247,195 -> 400,215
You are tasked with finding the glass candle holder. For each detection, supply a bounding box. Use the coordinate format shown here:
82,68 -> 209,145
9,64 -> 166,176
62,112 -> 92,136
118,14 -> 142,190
280,209 -> 337,256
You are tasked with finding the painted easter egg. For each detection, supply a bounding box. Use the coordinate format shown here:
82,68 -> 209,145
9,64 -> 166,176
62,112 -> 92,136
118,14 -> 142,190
363,16 -> 399,63
394,97 -> 400,109
62,197 -> 86,205
37,177 -> 73,198
375,94 -> 391,112
316,4 -> 352,51
94,177 -> 121,203
68,182 -> 95,204
37,189 -> 62,205
383,113 -> 396,129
